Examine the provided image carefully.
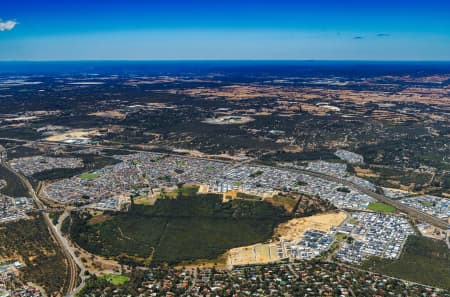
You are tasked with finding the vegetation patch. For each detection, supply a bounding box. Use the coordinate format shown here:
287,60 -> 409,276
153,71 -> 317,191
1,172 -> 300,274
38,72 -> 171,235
0,215 -> 67,295
5,145 -> 42,159
159,185 -> 199,199
249,170 -> 264,178
31,154 -> 119,182
49,211 -> 64,225
101,274 -> 130,286
76,271 -> 144,297
336,187 -> 351,193
33,168 -> 87,181
68,194 -> 288,265
419,200 -> 434,207
0,165 -> 29,197
177,185 -> 199,197
361,166 -> 433,192
267,195 -> 298,213
79,172 -> 100,179
133,196 -> 155,206
236,192 -> 261,200
367,202 -> 396,213
335,232 -> 347,242
260,150 -> 340,163
88,214 -> 112,225
361,235 -> 450,289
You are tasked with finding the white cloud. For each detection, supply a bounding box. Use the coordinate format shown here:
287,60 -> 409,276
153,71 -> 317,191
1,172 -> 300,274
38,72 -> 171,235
0,19 -> 17,32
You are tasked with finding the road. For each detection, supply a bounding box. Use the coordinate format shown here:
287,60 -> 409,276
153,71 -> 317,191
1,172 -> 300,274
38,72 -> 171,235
1,161 -> 84,296
1,136 -> 448,291
182,269 -> 198,296
2,136 -> 447,230
276,165 -> 448,230
55,210 -> 89,297
0,137 -> 236,164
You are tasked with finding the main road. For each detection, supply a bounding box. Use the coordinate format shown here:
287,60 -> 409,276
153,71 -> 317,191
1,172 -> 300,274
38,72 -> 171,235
1,137 -> 447,229
1,161 -> 85,296
276,165 -> 449,230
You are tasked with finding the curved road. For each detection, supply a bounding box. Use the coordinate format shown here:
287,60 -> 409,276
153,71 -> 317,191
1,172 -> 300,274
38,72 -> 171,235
55,210 -> 88,297
1,161 -> 84,296
1,135 -> 446,229
1,136 -> 447,293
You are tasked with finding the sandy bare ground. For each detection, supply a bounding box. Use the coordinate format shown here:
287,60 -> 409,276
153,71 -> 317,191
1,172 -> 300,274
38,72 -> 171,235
226,211 -> 347,266
227,243 -> 280,267
197,184 -> 210,193
133,195 -> 157,206
171,148 -> 246,161
3,116 -> 38,122
418,224 -> 447,241
45,129 -> 100,141
74,245 -> 122,275
88,110 -> 127,119
274,211 -> 347,241
354,166 -> 380,178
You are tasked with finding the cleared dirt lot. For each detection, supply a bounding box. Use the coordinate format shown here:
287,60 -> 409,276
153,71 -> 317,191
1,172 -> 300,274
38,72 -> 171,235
227,211 -> 347,266
45,129 -> 100,141
89,110 -> 127,119
274,210 -> 347,241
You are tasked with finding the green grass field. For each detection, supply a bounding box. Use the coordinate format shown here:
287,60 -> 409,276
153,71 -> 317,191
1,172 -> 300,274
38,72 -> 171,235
419,200 -> 433,207
367,202 -> 396,213
79,172 -> 100,179
101,274 -> 130,285
335,232 -> 347,242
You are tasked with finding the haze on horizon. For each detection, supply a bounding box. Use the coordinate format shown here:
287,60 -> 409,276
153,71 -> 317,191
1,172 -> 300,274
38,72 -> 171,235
0,0 -> 449,61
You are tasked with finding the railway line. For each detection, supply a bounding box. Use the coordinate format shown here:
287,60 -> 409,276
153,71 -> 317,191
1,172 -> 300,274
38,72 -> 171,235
0,136 -> 447,296
0,161 -> 81,296
279,166 -> 449,230
1,136 -> 447,230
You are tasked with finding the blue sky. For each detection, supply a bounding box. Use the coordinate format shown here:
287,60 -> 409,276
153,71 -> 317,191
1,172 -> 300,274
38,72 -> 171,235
0,0 -> 449,60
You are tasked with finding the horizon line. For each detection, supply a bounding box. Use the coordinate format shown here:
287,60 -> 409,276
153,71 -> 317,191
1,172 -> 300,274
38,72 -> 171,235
1,59 -> 450,63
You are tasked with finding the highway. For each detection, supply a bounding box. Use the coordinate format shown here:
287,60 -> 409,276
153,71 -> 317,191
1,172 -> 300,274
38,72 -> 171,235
1,161 -> 84,296
0,137 -> 235,164
1,136 -> 448,291
277,165 -> 449,230
2,136 -> 447,230
55,210 -> 89,297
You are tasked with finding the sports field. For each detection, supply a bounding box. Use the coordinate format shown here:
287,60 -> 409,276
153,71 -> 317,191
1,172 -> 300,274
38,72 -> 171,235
367,202 -> 396,213
79,172 -> 100,179
101,274 -> 130,285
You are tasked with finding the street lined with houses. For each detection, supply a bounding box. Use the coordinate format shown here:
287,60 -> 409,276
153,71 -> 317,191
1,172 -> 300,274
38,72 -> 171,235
0,137 -> 449,297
